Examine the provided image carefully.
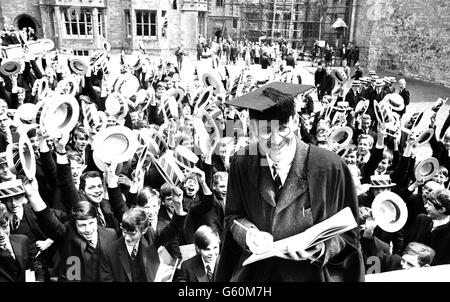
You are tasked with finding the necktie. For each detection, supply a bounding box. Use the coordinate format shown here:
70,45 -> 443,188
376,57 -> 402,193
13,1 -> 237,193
85,239 -> 96,254
272,164 -> 282,190
12,214 -> 20,231
206,265 -> 213,282
95,205 -> 106,227
131,244 -> 138,259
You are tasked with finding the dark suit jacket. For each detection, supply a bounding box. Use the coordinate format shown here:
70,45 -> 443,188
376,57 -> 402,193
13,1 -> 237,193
157,208 -> 182,260
34,207 -> 117,281
176,254 -> 214,282
216,138 -> 364,281
0,234 -> 45,282
99,215 -> 185,282
398,89 -> 410,116
56,161 -> 118,230
344,88 -> 360,109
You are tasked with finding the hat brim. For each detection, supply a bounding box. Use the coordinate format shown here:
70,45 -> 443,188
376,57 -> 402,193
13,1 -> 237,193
328,126 -> 353,150
372,191 -> 408,233
92,125 -> 138,164
105,92 -> 129,120
202,71 -> 225,94
69,58 -> 88,75
0,60 -> 21,76
415,157 -> 439,182
193,86 -> 214,114
174,145 -> 199,171
193,108 -> 221,155
166,88 -> 185,104
41,94 -> 80,138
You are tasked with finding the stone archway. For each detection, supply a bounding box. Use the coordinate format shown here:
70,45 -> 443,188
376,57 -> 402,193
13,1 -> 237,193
15,14 -> 42,37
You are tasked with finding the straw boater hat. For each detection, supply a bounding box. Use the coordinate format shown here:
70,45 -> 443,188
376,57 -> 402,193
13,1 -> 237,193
193,86 -> 214,115
174,145 -> 199,172
0,59 -> 21,76
202,70 -> 225,94
333,68 -> 348,83
105,92 -> 128,121
374,100 -> 392,126
6,135 -> 36,180
0,179 -> 26,199
13,103 -> 37,130
40,94 -> 80,138
68,58 -> 88,75
374,79 -> 385,87
369,174 -> 396,188
149,151 -> 185,189
162,96 -> 179,121
327,125 -> 353,152
414,157 -> 439,183
166,88 -> 186,104
193,108 -> 221,156
92,125 -> 138,164
114,74 -> 140,98
371,191 -> 408,233
144,128 -> 168,157
352,80 -> 362,86
383,93 -> 405,112
355,99 -> 369,114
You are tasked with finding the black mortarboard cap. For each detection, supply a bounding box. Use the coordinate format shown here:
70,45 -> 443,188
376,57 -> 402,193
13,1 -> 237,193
226,82 -> 314,112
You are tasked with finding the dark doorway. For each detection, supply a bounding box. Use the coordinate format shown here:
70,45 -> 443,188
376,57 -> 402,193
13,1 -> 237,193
17,15 -> 36,31
215,30 -> 222,39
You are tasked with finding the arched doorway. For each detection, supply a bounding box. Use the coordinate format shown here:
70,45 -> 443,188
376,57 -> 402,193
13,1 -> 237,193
16,14 -> 37,31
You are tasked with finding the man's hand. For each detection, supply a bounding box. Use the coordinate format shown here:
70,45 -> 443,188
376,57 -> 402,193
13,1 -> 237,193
36,239 -> 54,252
245,228 -> 274,255
171,186 -> 187,216
278,241 -> 325,262
23,177 -> 39,199
54,132 -> 69,154
105,162 -> 119,188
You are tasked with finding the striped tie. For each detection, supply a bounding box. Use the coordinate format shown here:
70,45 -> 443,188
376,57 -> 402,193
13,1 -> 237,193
12,214 -> 20,231
85,240 -> 96,254
206,265 -> 213,282
95,205 -> 106,227
272,164 -> 282,190
131,244 -> 138,259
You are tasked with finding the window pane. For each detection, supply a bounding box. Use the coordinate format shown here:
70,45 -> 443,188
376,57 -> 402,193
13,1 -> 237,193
150,12 -> 156,24
137,24 -> 142,36
72,22 -> 78,35
151,24 -> 156,36
144,24 -> 149,36
136,12 -> 142,23
143,12 -> 149,24
80,23 -> 86,35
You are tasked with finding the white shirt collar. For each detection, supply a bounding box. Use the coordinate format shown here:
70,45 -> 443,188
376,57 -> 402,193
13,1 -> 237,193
126,239 -> 140,257
266,139 -> 297,185
88,231 -> 98,249
201,256 -> 216,275
10,206 -> 24,222
432,216 -> 450,230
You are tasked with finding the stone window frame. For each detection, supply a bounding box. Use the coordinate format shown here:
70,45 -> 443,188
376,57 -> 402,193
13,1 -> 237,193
135,10 -> 158,39
124,10 -> 132,38
61,7 -> 105,39
62,7 -> 93,38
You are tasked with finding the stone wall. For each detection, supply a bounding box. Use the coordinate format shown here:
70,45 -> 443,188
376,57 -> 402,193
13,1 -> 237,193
354,0 -> 450,87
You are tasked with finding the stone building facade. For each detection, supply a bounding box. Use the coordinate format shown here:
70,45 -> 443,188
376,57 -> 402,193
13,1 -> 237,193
352,0 -> 450,86
0,0 -> 208,56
